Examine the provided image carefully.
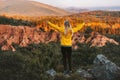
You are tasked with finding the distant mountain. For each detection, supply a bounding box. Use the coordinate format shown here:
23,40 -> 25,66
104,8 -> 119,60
65,7 -> 89,13
88,6 -> 120,11
0,0 -> 70,16
65,6 -> 120,13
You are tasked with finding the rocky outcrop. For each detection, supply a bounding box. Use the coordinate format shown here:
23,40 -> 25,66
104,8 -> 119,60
0,25 -> 119,51
92,54 -> 120,80
86,32 -> 119,47
72,32 -> 119,49
75,54 -> 120,80
0,25 -> 59,51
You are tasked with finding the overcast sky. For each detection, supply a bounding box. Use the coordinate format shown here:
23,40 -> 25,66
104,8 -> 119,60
31,0 -> 120,8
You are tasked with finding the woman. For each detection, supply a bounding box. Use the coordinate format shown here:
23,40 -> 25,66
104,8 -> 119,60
47,20 -> 85,74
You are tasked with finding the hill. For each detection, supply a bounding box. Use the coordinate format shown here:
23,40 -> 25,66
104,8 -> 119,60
0,0 -> 70,16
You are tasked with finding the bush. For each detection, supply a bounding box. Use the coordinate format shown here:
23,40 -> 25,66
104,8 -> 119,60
0,42 -> 61,80
0,35 -> 120,80
0,15 -> 35,26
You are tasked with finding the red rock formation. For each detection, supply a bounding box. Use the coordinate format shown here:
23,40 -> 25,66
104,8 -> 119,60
86,32 -> 119,47
0,25 -> 119,51
72,32 -> 119,49
72,33 -> 86,49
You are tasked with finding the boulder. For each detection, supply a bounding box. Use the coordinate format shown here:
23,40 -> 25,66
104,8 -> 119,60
92,54 -> 120,80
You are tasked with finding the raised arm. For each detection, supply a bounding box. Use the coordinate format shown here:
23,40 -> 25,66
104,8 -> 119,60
47,21 -> 64,33
73,23 -> 85,33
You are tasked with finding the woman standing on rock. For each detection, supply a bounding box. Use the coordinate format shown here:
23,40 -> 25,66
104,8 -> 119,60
47,20 -> 85,75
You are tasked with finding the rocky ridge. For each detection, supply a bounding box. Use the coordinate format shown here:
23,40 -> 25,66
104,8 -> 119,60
0,25 -> 119,51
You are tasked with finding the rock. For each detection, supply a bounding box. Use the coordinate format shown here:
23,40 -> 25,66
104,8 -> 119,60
76,68 -> 93,79
46,69 -> 57,77
72,32 -> 119,49
92,54 -> 120,80
85,32 -> 119,47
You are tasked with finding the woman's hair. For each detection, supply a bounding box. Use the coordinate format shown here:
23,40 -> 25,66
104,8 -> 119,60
64,20 -> 70,28
64,20 -> 73,35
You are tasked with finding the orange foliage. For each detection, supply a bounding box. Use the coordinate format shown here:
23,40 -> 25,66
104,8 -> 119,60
0,11 -> 120,34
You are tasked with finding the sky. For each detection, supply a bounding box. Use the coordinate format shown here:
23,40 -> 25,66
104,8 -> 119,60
31,0 -> 120,8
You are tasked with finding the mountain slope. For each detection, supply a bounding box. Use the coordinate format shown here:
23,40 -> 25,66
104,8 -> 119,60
0,0 -> 70,16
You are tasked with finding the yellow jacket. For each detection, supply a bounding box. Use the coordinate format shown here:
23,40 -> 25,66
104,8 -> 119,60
48,21 -> 85,46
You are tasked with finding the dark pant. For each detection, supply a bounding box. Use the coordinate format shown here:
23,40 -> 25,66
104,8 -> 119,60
61,46 -> 72,71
